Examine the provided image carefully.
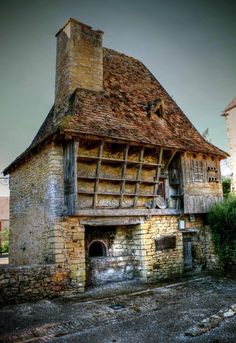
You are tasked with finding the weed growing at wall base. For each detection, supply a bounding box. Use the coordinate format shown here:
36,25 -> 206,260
0,228 -> 9,254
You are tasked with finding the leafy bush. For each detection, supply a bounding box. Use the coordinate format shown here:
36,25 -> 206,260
0,228 -> 9,254
208,196 -> 236,270
222,178 -> 231,198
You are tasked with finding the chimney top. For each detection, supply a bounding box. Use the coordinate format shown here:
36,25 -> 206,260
54,17 -> 104,107
55,18 -> 104,37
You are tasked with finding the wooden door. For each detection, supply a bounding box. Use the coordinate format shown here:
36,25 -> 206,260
183,237 -> 193,271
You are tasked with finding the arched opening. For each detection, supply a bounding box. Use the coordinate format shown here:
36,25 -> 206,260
88,241 -> 106,257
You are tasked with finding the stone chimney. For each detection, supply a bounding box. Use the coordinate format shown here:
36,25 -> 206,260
55,18 -> 103,106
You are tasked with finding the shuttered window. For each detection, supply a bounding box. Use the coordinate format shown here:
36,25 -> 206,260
192,160 -> 204,182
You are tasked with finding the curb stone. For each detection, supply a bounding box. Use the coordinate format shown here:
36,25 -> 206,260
185,303 -> 236,337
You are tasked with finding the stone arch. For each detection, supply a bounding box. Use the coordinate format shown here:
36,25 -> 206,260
88,240 -> 107,257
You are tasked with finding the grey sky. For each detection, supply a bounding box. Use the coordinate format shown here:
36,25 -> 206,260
0,0 -> 235,185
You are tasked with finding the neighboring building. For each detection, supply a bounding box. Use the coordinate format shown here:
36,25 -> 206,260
222,97 -> 236,192
3,19 -> 227,291
0,197 -> 9,231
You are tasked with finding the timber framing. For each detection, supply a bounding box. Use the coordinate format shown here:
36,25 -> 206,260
76,139 -> 174,211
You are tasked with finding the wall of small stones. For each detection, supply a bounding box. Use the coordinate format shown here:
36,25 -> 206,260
0,214 -> 220,304
55,19 -> 103,108
183,214 -> 220,271
137,216 -> 183,281
0,264 -> 74,305
9,143 -> 64,265
52,215 -> 220,288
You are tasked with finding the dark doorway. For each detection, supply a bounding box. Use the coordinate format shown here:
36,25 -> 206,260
183,237 -> 193,271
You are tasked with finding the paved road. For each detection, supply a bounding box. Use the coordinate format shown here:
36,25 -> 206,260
0,275 -> 235,342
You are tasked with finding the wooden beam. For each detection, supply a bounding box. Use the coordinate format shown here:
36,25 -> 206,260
163,150 -> 177,171
73,208 -> 181,217
74,141 -> 79,212
93,141 -> 104,209
119,145 -> 129,208
80,217 -> 145,226
64,140 -> 79,215
152,148 -> 163,208
133,147 -> 145,207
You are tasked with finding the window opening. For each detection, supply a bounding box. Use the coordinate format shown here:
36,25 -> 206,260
146,99 -> 165,117
192,160 -> 204,182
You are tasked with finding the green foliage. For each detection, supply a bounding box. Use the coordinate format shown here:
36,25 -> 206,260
222,178 -> 231,198
208,196 -> 236,269
0,228 -> 9,254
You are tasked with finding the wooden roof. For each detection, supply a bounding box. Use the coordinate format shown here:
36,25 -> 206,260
4,48 -> 227,175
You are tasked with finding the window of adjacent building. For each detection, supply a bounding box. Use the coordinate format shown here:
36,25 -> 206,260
192,160 -> 204,182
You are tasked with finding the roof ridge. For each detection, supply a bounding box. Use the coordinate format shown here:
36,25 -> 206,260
224,96 -> 236,113
103,47 -> 143,63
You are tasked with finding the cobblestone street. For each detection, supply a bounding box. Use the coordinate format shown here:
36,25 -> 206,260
0,275 -> 235,342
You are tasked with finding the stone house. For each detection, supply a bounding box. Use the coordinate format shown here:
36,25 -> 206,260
223,97 -> 236,192
3,18 -> 227,292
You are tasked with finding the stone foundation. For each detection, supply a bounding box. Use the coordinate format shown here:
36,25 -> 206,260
0,214 -> 220,305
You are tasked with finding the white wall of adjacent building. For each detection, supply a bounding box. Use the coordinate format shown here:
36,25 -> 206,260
225,106 -> 236,191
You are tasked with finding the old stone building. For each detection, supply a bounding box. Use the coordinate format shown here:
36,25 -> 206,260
3,18 -> 227,293
223,97 -> 236,192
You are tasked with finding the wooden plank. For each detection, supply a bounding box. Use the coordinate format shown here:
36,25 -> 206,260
183,194 -> 223,214
77,154 -> 159,167
64,140 -> 78,215
152,148 -> 163,208
80,217 -> 145,226
133,147 -> 145,207
119,145 -> 129,208
93,141 -> 104,209
71,208 -> 181,217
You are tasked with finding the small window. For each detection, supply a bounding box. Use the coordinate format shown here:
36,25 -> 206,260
89,241 -> 106,257
192,160 -> 204,182
155,236 -> 176,251
146,99 -> 165,117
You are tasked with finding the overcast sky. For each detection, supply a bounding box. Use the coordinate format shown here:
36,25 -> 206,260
0,0 -> 235,195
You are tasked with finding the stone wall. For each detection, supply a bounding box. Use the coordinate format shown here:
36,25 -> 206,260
48,218 -> 86,291
49,215 -> 220,289
137,216 -> 183,281
0,264 -> 73,305
9,143 -> 64,265
1,214 -> 220,304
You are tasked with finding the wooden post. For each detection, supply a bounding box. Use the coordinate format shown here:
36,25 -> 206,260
163,150 -> 177,172
119,145 -> 129,208
64,140 -> 79,215
133,147 -> 144,207
152,148 -> 163,208
93,141 -> 104,209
